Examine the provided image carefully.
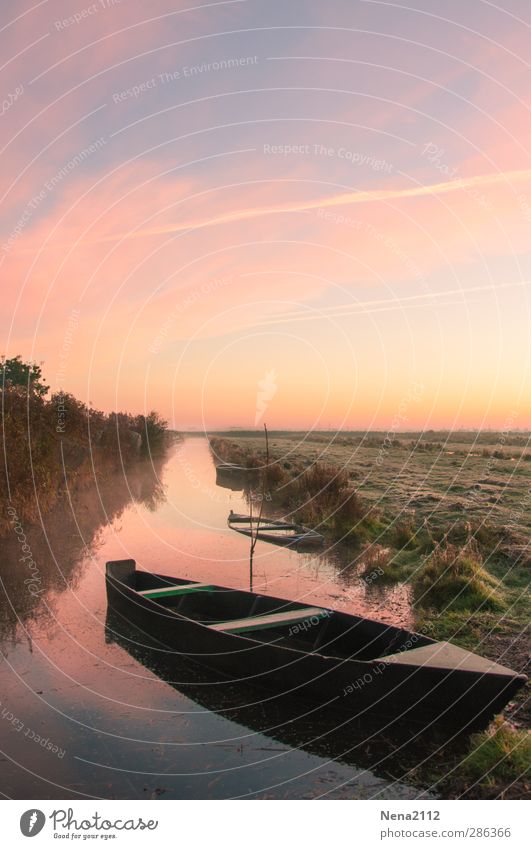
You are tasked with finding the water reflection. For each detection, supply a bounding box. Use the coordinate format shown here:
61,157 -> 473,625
105,610 -> 459,798
215,466 -> 251,491
0,455 -> 168,644
0,437 -> 445,799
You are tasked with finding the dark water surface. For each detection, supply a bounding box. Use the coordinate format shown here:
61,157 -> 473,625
0,437 -> 447,799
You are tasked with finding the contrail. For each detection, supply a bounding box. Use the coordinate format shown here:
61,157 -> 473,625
252,279 -> 530,327
86,167 -> 531,246
10,166 -> 531,254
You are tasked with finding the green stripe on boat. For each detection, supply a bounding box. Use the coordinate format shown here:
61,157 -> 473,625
139,583 -> 215,599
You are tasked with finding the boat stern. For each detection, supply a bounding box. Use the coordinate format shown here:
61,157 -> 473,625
105,558 -> 137,590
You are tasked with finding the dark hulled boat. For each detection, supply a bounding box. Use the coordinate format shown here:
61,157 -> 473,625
215,463 -> 255,491
105,609 -> 466,792
105,559 -> 526,729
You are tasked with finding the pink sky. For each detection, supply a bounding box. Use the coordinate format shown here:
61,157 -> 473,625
1,0 -> 530,429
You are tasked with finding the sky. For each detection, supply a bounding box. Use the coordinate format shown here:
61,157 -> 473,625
1,0 -> 530,430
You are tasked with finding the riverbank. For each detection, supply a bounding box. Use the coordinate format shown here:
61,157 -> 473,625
1,383 -> 172,538
209,432 -> 530,799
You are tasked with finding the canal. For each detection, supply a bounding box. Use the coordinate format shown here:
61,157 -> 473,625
0,437 -> 444,799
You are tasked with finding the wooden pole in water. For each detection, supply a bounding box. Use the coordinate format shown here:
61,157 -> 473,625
249,423 -> 269,592
249,478 -> 254,593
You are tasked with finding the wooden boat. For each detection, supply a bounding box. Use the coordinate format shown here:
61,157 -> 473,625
105,609 -> 463,780
105,559 -> 526,728
215,463 -> 255,491
227,511 -> 324,549
215,462 -> 250,474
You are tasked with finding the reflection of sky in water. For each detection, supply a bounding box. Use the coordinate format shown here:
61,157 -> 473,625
0,438 -> 430,800
101,438 -> 413,622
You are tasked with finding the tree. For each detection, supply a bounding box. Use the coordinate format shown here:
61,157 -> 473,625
0,355 -> 49,396
133,411 -> 168,455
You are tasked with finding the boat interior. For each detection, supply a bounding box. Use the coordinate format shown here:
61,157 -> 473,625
227,514 -> 324,548
131,571 -> 435,661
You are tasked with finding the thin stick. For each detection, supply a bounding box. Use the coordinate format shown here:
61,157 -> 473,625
249,423 -> 269,591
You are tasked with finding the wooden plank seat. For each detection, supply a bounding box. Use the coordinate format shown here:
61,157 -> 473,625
210,606 -> 329,634
139,583 -> 215,599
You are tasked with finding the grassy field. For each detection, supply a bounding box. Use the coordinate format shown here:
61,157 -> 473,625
211,430 -> 530,539
210,430 -> 530,798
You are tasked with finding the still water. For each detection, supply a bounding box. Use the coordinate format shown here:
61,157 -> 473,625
0,437 -> 442,799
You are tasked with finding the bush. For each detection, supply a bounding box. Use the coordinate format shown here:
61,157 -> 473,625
412,542 -> 505,612
133,411 -> 168,456
390,517 -> 418,549
99,412 -> 138,465
0,371 -> 168,535
263,462 -> 287,489
1,386 -> 57,526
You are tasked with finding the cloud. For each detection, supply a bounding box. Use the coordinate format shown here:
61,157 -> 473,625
65,166 -> 531,248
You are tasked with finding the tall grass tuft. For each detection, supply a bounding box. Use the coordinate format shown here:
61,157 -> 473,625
412,540 -> 505,611
459,717 -> 530,791
278,462 -> 380,541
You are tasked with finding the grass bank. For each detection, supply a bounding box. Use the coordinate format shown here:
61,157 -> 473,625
438,718 -> 530,799
209,432 -> 530,797
210,435 -> 381,541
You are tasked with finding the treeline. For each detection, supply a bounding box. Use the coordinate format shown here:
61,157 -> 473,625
1,357 -> 169,536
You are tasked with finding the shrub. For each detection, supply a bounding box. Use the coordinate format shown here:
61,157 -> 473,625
50,392 -> 90,441
1,386 -> 58,525
390,517 -> 418,549
412,542 -> 505,612
133,411 -> 168,456
263,462 -> 286,489
0,368 -> 168,535
99,412 -> 138,465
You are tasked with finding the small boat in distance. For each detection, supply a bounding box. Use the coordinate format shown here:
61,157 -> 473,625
106,559 -> 526,729
228,510 -> 325,549
215,462 -> 249,473
215,464 -> 247,491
